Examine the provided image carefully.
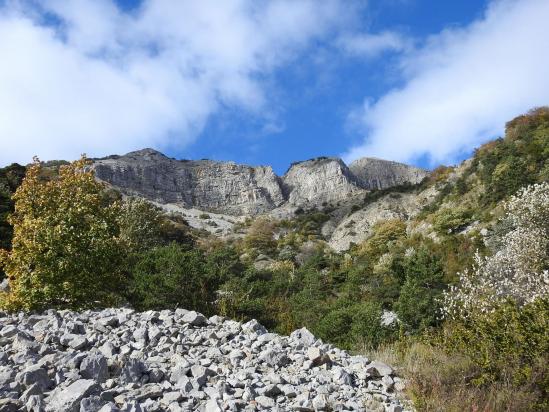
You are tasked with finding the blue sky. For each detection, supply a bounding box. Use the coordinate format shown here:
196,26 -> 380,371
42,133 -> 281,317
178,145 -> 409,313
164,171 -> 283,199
184,1 -> 490,173
0,0 -> 548,174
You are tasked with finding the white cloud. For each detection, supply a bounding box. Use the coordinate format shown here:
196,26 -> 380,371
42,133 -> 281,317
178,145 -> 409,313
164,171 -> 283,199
338,31 -> 409,58
344,0 -> 549,167
0,0 -> 352,165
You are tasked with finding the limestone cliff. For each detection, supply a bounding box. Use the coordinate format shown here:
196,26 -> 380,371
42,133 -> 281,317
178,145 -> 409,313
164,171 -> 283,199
93,149 -> 428,217
93,149 -> 285,215
282,157 -> 364,207
350,157 -> 428,189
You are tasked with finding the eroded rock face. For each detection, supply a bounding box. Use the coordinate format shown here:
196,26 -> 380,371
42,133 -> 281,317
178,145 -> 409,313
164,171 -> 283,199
349,158 -> 428,190
92,149 -> 285,216
0,308 -> 411,412
282,157 -> 365,207
92,149 -> 429,217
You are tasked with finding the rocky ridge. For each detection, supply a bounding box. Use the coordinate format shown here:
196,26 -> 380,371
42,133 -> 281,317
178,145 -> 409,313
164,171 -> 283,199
92,150 -> 427,216
0,308 -> 409,412
93,150 -> 285,216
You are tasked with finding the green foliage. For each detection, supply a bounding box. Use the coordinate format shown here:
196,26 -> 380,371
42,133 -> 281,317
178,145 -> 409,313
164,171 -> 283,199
129,243 -> 245,315
0,157 -> 125,311
433,298 -> 549,410
432,207 -> 474,235
242,217 -> 277,256
395,247 -> 446,333
474,108 -> 549,204
315,301 -> 397,350
355,219 -> 406,257
118,198 -> 165,253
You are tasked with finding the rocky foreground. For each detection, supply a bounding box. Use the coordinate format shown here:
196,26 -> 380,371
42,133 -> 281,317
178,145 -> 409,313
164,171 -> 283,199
0,308 -> 409,412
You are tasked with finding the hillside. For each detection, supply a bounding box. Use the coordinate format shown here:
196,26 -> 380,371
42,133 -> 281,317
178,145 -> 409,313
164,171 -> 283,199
0,108 -> 548,411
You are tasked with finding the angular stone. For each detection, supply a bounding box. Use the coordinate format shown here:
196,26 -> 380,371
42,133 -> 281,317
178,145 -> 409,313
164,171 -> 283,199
46,379 -> 100,412
332,367 -> 354,386
68,336 -> 88,350
26,395 -> 44,412
134,384 -> 163,401
366,361 -> 393,377
17,365 -> 52,391
181,311 -> 207,327
19,383 -> 42,403
97,403 -> 120,412
255,396 -> 275,408
119,359 -> 146,384
259,349 -> 291,367
80,353 -> 108,382
80,395 -> 105,412
290,327 -> 316,346
242,319 -> 267,335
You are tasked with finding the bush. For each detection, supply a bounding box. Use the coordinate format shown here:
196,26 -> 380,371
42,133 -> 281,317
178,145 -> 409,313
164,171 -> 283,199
118,197 -> 165,252
432,207 -> 473,235
394,247 -> 445,332
0,157 -> 125,311
441,299 -> 549,388
242,217 -> 277,255
443,183 -> 549,318
130,243 -> 211,313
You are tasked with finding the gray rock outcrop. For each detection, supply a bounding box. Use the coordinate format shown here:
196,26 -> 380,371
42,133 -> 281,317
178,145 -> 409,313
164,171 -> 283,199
0,308 -> 410,412
282,157 -> 364,207
93,149 -> 285,216
92,149 -> 428,218
349,158 -> 428,190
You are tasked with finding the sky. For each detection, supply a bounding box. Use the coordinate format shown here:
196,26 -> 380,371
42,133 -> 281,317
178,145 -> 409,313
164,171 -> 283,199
0,0 -> 548,174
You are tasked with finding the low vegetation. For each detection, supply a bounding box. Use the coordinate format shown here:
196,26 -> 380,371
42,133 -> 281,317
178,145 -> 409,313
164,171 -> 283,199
1,108 -> 548,410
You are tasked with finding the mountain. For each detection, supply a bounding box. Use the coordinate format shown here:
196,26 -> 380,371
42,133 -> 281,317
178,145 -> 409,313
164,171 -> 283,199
92,150 -> 428,216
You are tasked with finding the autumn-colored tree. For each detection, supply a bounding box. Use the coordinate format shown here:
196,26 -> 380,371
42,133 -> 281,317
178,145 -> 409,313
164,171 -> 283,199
0,156 -> 125,311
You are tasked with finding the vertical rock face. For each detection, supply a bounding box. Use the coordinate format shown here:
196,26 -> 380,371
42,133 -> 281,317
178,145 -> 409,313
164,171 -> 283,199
282,157 -> 364,206
92,149 -> 429,216
92,149 -> 285,215
349,157 -> 428,190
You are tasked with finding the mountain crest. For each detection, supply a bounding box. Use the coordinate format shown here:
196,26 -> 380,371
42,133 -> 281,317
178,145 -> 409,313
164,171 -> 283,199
92,149 -> 427,215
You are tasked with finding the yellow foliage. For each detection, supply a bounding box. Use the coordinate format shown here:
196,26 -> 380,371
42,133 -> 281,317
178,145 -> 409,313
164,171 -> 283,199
356,219 -> 407,258
0,156 -> 125,311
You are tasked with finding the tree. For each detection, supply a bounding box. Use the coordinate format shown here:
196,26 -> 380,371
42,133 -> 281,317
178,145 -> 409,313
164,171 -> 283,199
395,247 -> 446,332
0,157 -> 125,311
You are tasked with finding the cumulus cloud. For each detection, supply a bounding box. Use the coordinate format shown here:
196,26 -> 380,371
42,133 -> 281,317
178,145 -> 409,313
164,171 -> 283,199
344,0 -> 549,167
0,0 -> 352,165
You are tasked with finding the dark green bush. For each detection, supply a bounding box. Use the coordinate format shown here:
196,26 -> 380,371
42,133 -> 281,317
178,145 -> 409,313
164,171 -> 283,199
394,248 -> 445,333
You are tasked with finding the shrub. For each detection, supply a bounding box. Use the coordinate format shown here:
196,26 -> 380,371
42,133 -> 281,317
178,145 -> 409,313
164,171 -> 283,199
356,219 -> 406,257
242,217 -> 277,255
440,298 -> 549,387
443,183 -> 549,318
118,197 -> 165,252
394,247 -> 445,332
0,157 -> 125,311
130,243 -> 211,313
432,207 -> 473,235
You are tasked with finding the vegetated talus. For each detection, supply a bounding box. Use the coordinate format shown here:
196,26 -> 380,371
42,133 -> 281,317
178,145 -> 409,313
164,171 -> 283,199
0,308 -> 408,412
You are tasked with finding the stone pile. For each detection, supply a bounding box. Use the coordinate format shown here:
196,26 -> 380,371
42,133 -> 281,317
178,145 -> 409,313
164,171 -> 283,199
0,308 -> 409,412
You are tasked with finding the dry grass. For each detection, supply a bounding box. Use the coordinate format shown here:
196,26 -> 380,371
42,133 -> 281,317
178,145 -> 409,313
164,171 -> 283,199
364,341 -> 544,412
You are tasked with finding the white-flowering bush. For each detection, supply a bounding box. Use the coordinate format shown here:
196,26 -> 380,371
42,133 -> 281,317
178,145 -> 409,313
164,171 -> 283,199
443,182 -> 549,319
